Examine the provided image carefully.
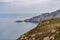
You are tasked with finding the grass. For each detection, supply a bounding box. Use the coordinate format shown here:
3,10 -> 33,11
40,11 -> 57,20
54,27 -> 60,40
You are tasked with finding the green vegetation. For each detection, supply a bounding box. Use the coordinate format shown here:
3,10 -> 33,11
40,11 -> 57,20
54,27 -> 60,40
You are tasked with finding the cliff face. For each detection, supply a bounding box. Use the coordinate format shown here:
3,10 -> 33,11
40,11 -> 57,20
17,18 -> 60,40
24,9 -> 60,23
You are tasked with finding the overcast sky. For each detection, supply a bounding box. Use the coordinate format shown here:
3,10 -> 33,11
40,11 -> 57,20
0,0 -> 60,14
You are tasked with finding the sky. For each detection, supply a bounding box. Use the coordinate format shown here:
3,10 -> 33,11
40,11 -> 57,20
0,0 -> 60,14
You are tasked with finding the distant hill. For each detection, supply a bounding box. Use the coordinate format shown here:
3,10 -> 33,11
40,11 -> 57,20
17,18 -> 60,40
24,9 -> 60,23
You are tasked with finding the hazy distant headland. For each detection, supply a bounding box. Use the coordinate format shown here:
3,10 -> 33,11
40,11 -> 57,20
24,9 -> 60,23
14,9 -> 60,23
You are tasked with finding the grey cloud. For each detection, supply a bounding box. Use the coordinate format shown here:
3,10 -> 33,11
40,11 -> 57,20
0,0 -> 60,14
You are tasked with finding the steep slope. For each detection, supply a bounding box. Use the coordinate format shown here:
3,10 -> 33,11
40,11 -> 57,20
17,18 -> 60,40
24,9 -> 60,23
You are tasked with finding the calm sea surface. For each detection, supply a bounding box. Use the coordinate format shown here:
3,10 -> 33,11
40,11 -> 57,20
0,14 -> 38,40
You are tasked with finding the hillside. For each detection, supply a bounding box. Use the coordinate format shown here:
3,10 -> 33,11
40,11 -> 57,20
24,9 -> 60,23
17,18 -> 60,40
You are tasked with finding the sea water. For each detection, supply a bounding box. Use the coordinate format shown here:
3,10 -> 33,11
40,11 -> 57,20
0,14 -> 38,40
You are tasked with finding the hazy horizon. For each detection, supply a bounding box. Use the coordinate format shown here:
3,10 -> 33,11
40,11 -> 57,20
0,0 -> 60,21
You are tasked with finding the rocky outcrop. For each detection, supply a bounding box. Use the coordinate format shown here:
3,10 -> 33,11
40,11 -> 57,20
16,20 -> 23,23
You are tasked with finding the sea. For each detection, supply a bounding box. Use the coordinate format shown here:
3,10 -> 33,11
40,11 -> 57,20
0,13 -> 38,40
